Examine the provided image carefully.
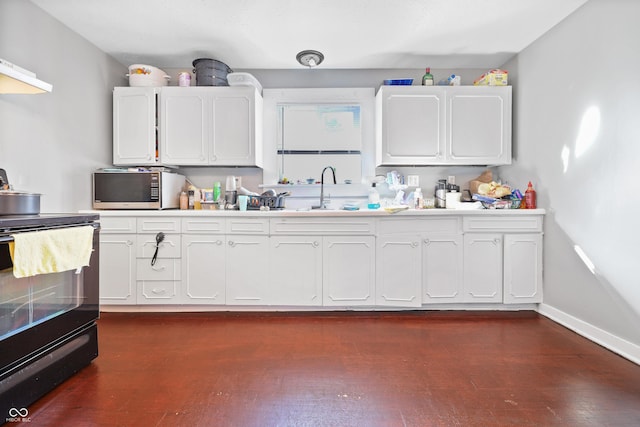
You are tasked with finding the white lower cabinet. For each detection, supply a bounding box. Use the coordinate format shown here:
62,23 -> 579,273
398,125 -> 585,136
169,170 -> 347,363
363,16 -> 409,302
98,213 -> 543,309
136,232 -> 181,304
269,236 -> 322,306
181,234 -> 226,304
376,234 -> 421,307
463,233 -> 503,302
503,234 -> 543,303
323,236 -> 376,306
99,216 -> 137,305
225,235 -> 269,305
99,233 -> 137,304
422,234 -> 464,303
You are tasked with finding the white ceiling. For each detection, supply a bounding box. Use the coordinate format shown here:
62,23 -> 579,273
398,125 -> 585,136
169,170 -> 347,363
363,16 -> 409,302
31,0 -> 588,70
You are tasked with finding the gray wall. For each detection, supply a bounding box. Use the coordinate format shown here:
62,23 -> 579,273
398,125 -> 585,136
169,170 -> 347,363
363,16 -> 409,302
499,0 -> 640,350
0,0 -> 125,212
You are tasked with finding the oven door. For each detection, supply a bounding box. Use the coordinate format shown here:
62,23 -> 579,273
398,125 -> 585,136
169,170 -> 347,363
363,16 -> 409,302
0,224 -> 99,412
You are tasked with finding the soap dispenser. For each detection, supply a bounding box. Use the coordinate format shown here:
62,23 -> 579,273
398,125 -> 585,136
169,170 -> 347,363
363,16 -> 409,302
368,183 -> 380,209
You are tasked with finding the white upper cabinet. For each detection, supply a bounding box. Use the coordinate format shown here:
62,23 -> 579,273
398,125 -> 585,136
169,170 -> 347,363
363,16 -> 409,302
447,87 -> 512,165
113,87 -> 158,166
159,87 -> 263,167
376,86 -> 512,166
376,86 -> 446,165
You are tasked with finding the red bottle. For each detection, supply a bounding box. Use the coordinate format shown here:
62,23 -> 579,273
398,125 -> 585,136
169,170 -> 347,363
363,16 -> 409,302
525,181 -> 537,209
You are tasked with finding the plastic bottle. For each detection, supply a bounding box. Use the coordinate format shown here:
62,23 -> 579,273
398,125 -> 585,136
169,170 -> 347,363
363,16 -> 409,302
525,181 -> 537,209
414,188 -> 423,209
213,182 -> 221,202
367,183 -> 380,209
422,67 -> 434,86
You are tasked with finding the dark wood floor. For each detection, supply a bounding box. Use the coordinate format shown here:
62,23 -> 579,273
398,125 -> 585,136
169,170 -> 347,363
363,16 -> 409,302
25,311 -> 640,427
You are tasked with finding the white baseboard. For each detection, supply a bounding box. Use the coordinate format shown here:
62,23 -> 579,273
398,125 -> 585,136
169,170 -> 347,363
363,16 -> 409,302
538,303 -> 640,366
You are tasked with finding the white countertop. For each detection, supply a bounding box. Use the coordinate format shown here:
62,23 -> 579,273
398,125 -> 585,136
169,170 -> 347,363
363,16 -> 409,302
81,208 -> 545,218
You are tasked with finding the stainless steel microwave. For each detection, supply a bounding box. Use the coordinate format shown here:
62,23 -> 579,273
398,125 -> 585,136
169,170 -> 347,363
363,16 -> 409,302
92,170 -> 185,209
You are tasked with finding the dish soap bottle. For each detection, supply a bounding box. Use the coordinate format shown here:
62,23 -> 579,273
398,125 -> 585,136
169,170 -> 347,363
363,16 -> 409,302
525,181 -> 537,209
368,183 -> 381,209
422,67 -> 434,86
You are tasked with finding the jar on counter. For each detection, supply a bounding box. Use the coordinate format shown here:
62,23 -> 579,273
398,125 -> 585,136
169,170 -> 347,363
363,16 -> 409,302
179,191 -> 188,210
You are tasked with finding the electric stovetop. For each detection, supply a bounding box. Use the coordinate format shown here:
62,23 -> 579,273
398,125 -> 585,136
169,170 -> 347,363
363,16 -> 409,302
0,213 -> 99,231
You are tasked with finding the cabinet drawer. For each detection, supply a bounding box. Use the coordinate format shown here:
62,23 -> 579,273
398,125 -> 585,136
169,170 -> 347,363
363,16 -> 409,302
182,217 -> 226,234
100,216 -> 136,233
137,280 -> 179,303
136,258 -> 181,281
226,218 -> 269,234
463,216 -> 542,232
377,217 -> 460,234
137,217 -> 181,233
270,218 -> 375,235
137,234 -> 181,258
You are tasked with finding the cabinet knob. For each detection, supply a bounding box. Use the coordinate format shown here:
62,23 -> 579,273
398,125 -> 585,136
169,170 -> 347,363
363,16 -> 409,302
411,242 -> 419,248
313,241 -> 319,248
126,240 -> 133,246
228,240 -> 235,247
493,238 -> 501,245
211,155 -> 217,161
423,238 -> 430,245
216,240 -> 223,246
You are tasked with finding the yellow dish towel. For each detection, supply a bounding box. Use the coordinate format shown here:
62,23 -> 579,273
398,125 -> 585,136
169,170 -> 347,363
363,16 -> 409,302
9,226 -> 94,278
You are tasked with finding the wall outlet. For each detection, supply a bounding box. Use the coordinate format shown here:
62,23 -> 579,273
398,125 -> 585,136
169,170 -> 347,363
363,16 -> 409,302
407,175 -> 419,187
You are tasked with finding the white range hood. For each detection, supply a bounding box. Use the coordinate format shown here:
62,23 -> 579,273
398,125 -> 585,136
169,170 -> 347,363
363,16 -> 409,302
0,58 -> 53,94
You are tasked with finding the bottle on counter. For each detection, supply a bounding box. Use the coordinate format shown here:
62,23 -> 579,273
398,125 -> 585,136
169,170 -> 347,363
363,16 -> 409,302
213,182 -> 221,202
367,183 -> 381,209
187,190 -> 195,210
524,181 -> 537,209
422,67 -> 434,86
414,187 -> 423,209
179,191 -> 188,210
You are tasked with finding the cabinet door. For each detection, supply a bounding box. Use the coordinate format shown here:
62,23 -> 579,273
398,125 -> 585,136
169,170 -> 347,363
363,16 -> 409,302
182,234 -> 226,304
225,235 -> 269,305
376,234 -> 421,307
99,234 -> 136,304
447,86 -> 512,165
113,87 -> 157,166
210,89 -> 261,166
376,87 -> 445,165
269,236 -> 322,306
160,88 -> 208,165
323,236 -> 375,306
423,234 -> 464,303
503,234 -> 543,304
463,233 -> 503,302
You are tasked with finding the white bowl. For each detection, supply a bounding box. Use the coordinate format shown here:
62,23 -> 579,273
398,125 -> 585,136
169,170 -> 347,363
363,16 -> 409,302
127,64 -> 171,87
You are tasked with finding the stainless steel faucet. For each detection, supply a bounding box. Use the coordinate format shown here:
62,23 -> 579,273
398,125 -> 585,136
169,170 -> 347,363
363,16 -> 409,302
313,166 -> 336,209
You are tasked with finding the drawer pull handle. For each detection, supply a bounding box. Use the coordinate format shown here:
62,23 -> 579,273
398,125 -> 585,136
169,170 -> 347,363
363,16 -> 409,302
151,265 -> 166,272
151,288 -> 166,295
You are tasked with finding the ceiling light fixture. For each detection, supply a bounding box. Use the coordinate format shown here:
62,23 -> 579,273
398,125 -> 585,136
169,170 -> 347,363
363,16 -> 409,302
296,50 -> 324,68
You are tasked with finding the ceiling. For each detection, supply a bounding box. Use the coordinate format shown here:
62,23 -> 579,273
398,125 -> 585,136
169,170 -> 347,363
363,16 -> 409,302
31,0 -> 589,70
